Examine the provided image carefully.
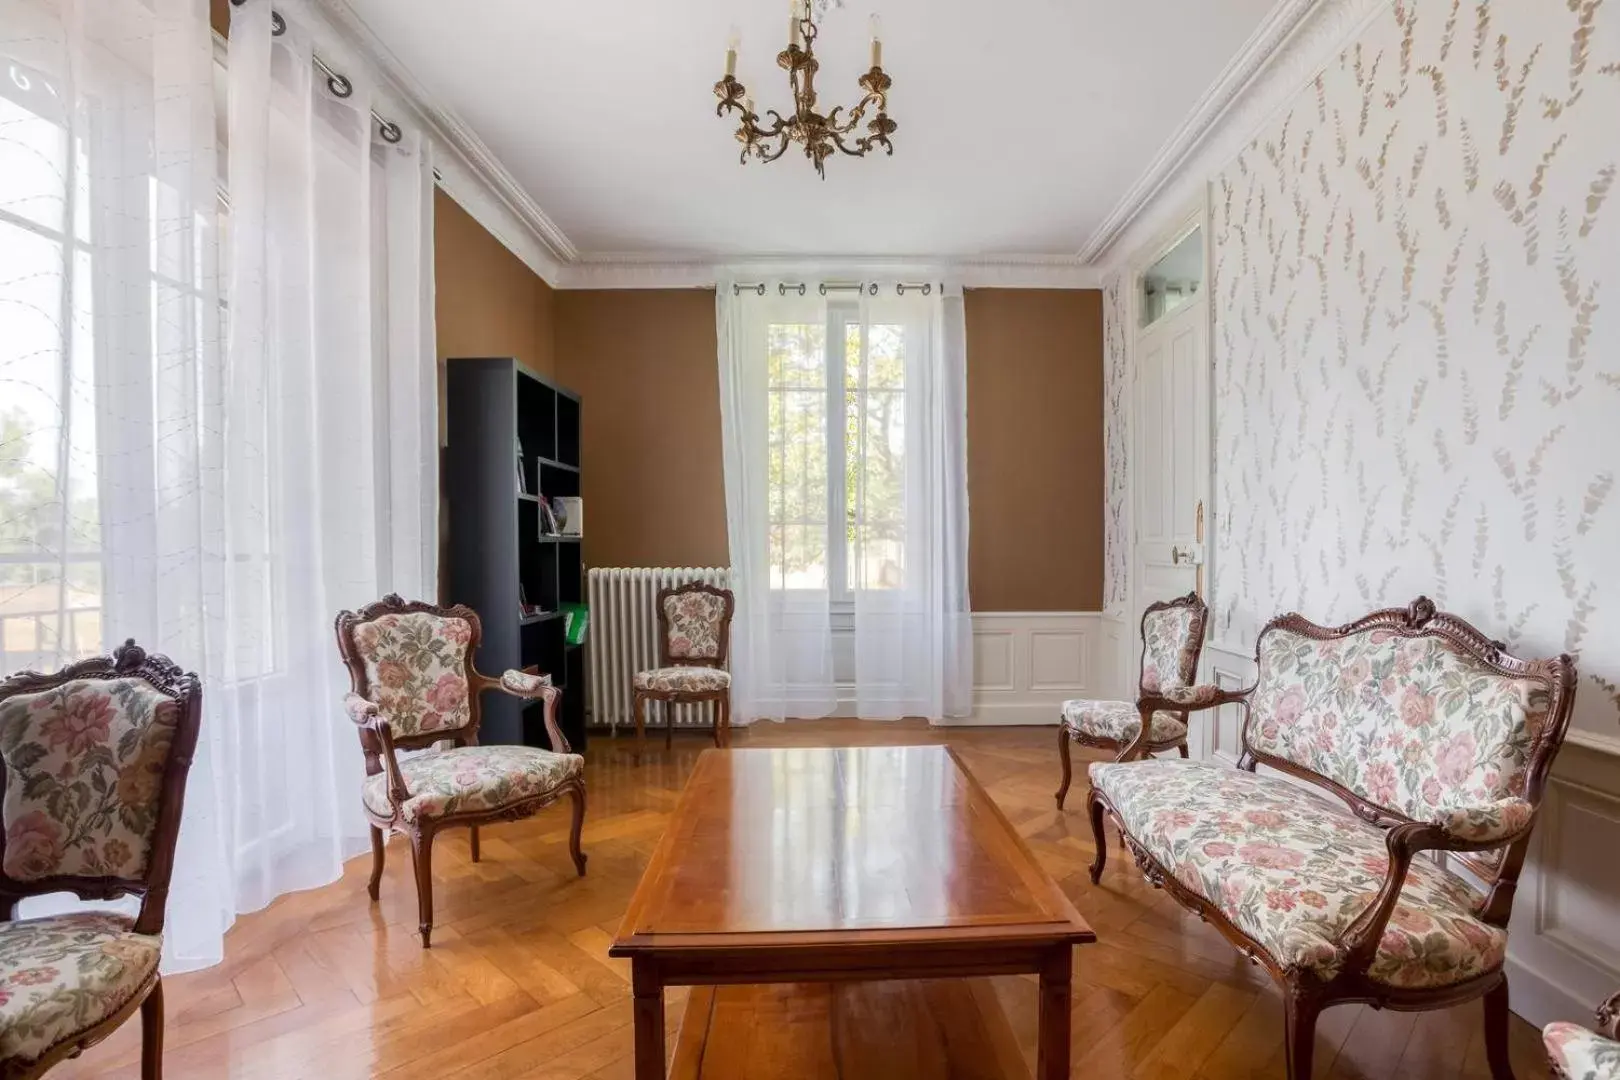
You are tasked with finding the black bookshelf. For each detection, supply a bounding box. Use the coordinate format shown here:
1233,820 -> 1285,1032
445,358 -> 586,752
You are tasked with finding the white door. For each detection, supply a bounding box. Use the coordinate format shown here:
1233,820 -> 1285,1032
1132,270 -> 1209,636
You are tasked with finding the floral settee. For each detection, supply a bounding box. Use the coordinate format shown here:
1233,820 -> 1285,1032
1086,598 -> 1577,1080
1546,991 -> 1620,1080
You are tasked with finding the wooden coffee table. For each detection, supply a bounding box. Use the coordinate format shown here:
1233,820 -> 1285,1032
609,746 -> 1095,1080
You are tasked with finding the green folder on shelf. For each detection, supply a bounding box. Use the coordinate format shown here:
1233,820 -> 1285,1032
559,602 -> 589,646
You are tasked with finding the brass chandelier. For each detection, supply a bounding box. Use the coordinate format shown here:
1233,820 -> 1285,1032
713,0 -> 895,178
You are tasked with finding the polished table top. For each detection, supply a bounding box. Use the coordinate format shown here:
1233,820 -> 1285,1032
611,745 -> 1093,953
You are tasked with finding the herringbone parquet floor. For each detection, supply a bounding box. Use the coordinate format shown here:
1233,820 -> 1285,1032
56,721 -> 1552,1079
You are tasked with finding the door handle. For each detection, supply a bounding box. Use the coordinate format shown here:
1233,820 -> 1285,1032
1171,546 -> 1189,564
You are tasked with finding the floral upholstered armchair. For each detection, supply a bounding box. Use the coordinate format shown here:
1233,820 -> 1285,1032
632,582 -> 735,750
334,595 -> 586,947
1546,991 -> 1620,1080
1086,598 -> 1577,1080
1054,591 -> 1215,808
0,641 -> 201,1079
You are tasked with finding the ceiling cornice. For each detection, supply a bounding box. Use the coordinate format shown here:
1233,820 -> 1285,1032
314,0 -> 578,273
1077,0 -> 1322,266
557,255 -> 1103,291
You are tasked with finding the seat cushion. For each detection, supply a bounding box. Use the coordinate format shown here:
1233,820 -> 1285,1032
0,913 -> 160,1064
362,745 -> 583,823
1061,699 -> 1187,745
1544,1022 -> 1620,1080
1089,759 -> 1505,989
634,667 -> 731,693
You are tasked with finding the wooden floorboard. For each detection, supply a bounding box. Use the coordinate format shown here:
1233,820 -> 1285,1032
55,720 -> 1551,1079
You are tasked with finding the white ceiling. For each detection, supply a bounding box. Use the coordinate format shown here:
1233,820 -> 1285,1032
340,0 -> 1279,263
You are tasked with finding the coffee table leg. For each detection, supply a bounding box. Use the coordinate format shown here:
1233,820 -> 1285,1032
632,961 -> 665,1080
1038,945 -> 1072,1080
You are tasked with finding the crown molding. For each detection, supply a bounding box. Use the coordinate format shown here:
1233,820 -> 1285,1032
557,254 -> 1103,290
1079,0 -> 1382,268
312,0 -> 576,281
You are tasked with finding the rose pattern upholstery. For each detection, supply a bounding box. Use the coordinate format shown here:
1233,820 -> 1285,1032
351,612 -> 474,737
663,591 -> 727,661
634,667 -> 732,694
1140,605 -> 1197,693
362,745 -> 584,824
1089,759 -> 1507,989
1247,628 -> 1549,824
1156,684 -> 1223,707
1434,797 -> 1536,844
1545,1022 -> 1620,1080
1060,700 -> 1187,745
0,912 -> 161,1064
0,678 -> 179,882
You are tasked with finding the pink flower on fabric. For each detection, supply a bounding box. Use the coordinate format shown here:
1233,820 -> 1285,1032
1237,843 -> 1304,871
1365,762 -> 1397,805
1202,841 -> 1235,858
1339,658 -> 1371,690
1390,907 -> 1435,933
1299,890 -> 1328,909
1244,810 -> 1287,828
377,662 -> 411,689
1399,686 -> 1435,728
1421,776 -> 1444,807
427,673 -> 464,713
1435,731 -> 1477,787
1265,889 -> 1298,911
439,619 -> 472,645
41,689 -> 115,755
9,966 -> 59,987
1273,686 -> 1306,726
4,812 -> 63,879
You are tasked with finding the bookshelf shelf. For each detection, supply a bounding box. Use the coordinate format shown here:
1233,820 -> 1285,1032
446,358 -> 586,752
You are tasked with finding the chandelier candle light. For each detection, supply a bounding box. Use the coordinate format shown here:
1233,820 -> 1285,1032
714,1 -> 895,178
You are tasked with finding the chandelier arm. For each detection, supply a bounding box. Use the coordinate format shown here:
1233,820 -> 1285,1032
757,129 -> 794,163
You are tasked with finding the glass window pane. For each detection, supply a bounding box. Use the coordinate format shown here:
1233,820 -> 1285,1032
0,74 -> 70,235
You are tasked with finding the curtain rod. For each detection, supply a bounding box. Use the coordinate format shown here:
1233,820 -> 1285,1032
731,281 -> 943,297
228,0 -> 403,144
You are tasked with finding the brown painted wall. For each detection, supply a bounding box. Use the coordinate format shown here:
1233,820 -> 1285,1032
552,288 -> 1104,612
434,189 -> 555,378
553,290 -> 728,571
964,289 -> 1104,611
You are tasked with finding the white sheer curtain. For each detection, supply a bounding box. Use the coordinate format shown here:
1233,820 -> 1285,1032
0,0 -> 437,971
717,281 -> 970,723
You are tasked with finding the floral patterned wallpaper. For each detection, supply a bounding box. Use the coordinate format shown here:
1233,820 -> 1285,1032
1210,0 -> 1620,739
1102,272 -> 1130,617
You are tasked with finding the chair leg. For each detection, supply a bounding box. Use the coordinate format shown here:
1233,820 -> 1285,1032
1282,988 -> 1320,1080
140,978 -> 163,1080
1054,726 -> 1073,809
1087,790 -> 1108,884
367,825 -> 385,901
470,824 -> 481,863
715,694 -> 730,748
1178,742 -> 1189,758
1484,977 -> 1516,1080
568,784 -> 588,876
409,828 -> 435,947
666,699 -> 675,750
634,691 -> 647,751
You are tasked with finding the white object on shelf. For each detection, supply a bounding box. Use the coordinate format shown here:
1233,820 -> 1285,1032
555,496 -> 583,537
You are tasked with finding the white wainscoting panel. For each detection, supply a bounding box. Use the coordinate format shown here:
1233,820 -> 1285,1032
1201,640 -> 1253,765
953,612 -> 1101,727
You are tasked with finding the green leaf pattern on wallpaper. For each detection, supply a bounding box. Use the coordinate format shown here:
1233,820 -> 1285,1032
1210,0 -> 1620,737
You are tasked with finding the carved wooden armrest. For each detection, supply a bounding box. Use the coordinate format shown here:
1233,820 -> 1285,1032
1338,818 -> 1528,976
344,693 -> 411,811
1598,988 -> 1620,1041
471,668 -> 570,754
1117,685 -> 1251,761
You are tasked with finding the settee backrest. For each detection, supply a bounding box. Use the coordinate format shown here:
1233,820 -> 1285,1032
1244,599 -> 1573,837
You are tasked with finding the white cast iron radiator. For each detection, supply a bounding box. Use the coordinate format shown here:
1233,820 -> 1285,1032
586,567 -> 732,732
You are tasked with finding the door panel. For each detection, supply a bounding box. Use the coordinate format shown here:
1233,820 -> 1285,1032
1133,296 -> 1206,615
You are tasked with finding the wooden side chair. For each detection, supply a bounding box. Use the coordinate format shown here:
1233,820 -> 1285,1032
334,595 -> 587,947
0,640 -> 202,1080
633,582 -> 735,749
1054,591 -> 1215,808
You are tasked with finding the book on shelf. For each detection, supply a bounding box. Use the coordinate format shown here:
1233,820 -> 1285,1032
553,496 -> 583,537
558,602 -> 589,646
